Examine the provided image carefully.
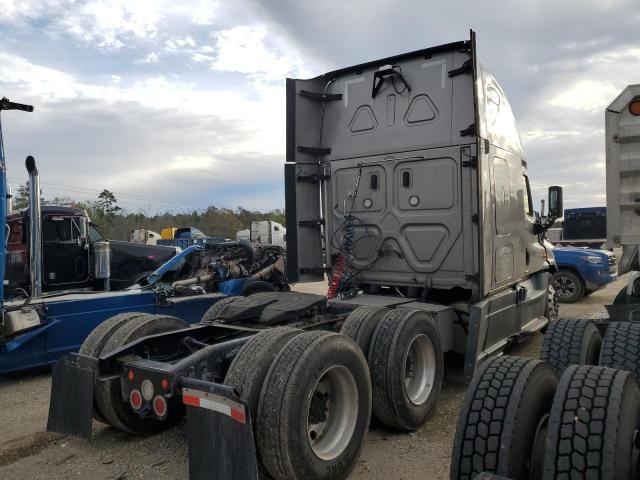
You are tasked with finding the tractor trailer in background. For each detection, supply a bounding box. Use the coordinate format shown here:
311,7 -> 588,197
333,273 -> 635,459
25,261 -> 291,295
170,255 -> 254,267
236,219 -> 286,248
48,32 -> 563,480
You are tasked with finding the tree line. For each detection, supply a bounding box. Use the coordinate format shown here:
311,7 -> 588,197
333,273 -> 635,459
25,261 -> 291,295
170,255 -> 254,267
12,185 -> 286,241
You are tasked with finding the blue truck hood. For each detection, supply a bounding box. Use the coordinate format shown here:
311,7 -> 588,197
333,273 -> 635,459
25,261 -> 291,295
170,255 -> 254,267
553,246 -> 612,260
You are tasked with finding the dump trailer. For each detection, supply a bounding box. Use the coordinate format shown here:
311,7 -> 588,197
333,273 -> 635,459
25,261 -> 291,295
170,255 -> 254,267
449,86 -> 640,480
48,32 -> 563,480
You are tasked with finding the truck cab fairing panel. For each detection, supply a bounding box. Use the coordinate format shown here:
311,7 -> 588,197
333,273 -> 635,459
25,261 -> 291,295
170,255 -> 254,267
286,32 -> 548,301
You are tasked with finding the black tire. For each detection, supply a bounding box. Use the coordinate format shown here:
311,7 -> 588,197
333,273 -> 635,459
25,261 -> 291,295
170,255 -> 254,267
543,365 -> 640,480
78,311 -> 148,423
450,356 -> 558,480
257,331 -> 371,480
545,283 -> 559,322
340,306 -> 389,356
552,270 -> 585,303
225,327 -> 302,425
600,322 -> 640,380
613,286 -> 640,305
368,308 -> 444,430
95,314 -> 188,434
540,319 -> 602,376
79,312 -> 148,357
240,279 -> 276,296
613,287 -> 628,305
200,296 -> 239,323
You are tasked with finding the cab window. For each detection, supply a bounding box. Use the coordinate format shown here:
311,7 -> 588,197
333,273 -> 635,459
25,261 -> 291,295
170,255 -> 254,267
88,224 -> 105,242
43,216 -> 79,242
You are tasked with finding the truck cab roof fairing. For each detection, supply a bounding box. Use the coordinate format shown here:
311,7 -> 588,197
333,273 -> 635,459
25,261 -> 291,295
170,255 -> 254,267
475,62 -> 523,156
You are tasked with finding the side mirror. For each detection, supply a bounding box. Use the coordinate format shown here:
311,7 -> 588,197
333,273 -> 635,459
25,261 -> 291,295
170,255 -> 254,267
547,186 -> 563,220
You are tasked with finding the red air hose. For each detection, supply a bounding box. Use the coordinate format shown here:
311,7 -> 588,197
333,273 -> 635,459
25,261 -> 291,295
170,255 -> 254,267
327,254 -> 346,299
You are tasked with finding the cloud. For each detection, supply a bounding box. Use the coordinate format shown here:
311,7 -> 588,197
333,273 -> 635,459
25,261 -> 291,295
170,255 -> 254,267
1,0 -> 640,213
0,0 -> 219,50
0,50 -> 287,211
548,80 -> 622,111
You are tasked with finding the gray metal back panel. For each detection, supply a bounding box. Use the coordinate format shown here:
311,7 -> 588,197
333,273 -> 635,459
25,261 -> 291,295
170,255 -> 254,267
286,33 -> 543,297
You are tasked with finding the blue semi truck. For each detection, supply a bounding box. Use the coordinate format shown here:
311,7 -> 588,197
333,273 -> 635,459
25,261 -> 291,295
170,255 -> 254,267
0,98 -> 287,374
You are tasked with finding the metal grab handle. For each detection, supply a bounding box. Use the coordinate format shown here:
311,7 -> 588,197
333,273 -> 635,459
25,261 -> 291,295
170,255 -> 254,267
0,97 -> 34,112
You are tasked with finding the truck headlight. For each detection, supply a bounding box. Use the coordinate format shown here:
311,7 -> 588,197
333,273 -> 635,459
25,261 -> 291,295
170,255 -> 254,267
581,255 -> 604,265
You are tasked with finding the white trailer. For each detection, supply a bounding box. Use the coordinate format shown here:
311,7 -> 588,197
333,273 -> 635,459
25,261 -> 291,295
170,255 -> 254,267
236,220 -> 286,248
130,228 -> 161,245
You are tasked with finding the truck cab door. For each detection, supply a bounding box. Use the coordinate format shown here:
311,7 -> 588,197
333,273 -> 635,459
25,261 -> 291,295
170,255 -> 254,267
42,215 -> 90,288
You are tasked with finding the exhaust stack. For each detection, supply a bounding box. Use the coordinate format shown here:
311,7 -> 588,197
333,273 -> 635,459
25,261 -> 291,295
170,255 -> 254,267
7,184 -> 12,213
26,156 -> 42,298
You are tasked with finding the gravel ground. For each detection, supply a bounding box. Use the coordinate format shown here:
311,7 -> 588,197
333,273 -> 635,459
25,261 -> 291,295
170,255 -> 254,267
0,275 -> 627,480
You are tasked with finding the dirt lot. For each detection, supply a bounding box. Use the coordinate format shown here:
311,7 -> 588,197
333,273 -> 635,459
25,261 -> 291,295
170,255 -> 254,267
0,276 -> 627,480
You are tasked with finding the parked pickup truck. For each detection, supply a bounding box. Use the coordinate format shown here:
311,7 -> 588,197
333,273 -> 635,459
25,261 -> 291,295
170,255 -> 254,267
552,245 -> 617,302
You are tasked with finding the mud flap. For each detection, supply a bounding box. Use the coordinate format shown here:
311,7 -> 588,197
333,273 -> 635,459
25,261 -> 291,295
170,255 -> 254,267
180,378 -> 258,480
46,353 -> 97,440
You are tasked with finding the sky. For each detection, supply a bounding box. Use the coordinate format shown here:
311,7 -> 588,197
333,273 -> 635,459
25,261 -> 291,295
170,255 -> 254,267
0,0 -> 638,213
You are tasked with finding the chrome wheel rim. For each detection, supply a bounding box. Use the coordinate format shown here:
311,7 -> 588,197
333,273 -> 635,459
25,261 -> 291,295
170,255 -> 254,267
306,365 -> 358,461
404,334 -> 436,405
553,275 -> 576,299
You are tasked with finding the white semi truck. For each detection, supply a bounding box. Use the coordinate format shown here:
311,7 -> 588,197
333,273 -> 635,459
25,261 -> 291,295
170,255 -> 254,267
49,31 -> 563,480
236,219 -> 286,248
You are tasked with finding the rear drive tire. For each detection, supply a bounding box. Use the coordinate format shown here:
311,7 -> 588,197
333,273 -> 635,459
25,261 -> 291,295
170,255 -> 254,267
543,365 -> 640,480
613,286 -> 640,305
600,321 -> 640,380
257,331 -> 371,480
240,279 -> 276,296
450,356 -> 558,480
79,312 -> 148,357
225,326 -> 301,426
368,308 -> 444,430
340,306 -> 389,356
552,270 -> 584,303
540,319 -> 602,376
200,296 -> 239,323
79,312 -> 148,423
95,314 -> 188,434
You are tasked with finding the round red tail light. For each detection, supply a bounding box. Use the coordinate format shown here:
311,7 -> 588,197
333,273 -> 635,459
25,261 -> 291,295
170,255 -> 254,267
130,389 -> 143,410
630,100 -> 640,116
153,396 -> 167,418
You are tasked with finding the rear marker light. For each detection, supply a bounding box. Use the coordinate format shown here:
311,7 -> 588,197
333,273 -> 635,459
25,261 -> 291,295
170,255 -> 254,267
153,396 -> 167,418
130,389 -> 143,410
630,100 -> 640,116
141,379 -> 154,401
161,379 -> 169,391
127,370 -> 134,381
